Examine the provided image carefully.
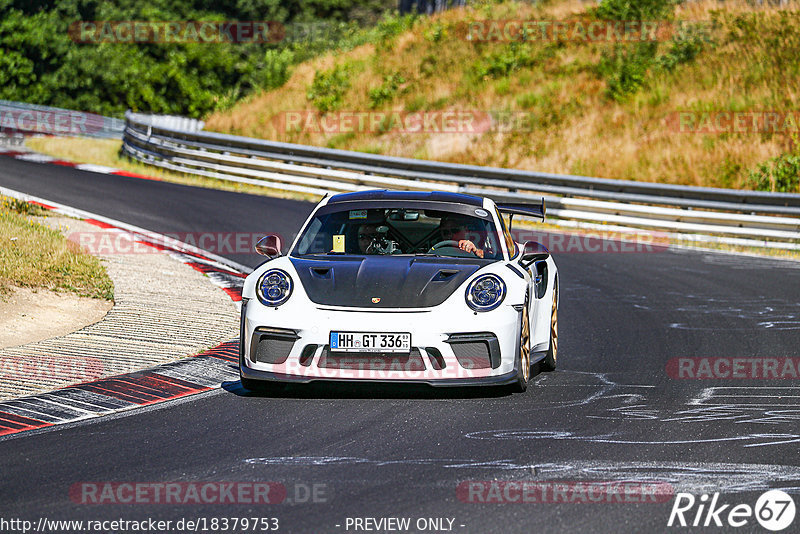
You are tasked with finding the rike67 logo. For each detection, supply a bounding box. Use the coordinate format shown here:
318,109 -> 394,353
668,490 -> 796,531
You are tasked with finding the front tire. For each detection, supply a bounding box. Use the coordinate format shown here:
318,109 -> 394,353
540,281 -> 558,372
510,293 -> 531,392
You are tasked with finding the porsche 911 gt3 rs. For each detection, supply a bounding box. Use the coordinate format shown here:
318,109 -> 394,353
239,190 -> 558,392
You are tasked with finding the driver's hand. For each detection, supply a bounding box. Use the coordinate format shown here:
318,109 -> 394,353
458,240 -> 484,258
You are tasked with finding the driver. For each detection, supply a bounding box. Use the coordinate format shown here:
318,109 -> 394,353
438,215 -> 484,258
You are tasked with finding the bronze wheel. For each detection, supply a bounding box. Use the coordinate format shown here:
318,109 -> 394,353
521,301 -> 531,382
511,293 -> 531,392
541,281 -> 558,372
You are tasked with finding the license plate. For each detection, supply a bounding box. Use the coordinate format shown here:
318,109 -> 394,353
329,332 -> 411,353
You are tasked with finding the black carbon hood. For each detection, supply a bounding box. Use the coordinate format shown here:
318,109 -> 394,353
289,256 -> 487,308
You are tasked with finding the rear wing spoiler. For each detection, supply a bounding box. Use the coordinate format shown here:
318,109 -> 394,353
497,199 -> 546,222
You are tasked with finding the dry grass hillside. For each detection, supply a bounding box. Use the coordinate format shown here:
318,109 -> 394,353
205,0 -> 800,191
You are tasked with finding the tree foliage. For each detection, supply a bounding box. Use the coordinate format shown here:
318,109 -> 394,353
0,0 -> 394,117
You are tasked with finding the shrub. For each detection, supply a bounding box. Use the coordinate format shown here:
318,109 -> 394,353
598,42 -> 657,102
592,0 -> 716,101
307,64 -> 353,113
657,21 -> 712,72
748,141 -> 800,193
262,49 -> 295,91
368,73 -> 406,109
474,42 -> 534,80
595,2 -> 713,101
593,0 -> 678,21
424,21 -> 447,43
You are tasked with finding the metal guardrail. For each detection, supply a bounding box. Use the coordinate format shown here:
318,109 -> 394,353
0,100 -> 125,139
122,111 -> 800,249
399,0 -> 467,15
127,113 -> 204,133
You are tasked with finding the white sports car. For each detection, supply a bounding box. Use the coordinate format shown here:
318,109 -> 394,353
239,190 -> 558,392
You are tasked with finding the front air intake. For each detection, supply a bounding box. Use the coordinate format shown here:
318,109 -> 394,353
445,333 -> 501,369
250,328 -> 299,365
450,342 -> 491,369
317,347 -> 426,371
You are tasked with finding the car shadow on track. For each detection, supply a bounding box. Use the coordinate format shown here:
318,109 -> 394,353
221,381 -> 513,399
220,367 -> 547,400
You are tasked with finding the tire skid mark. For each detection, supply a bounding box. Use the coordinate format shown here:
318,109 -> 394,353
242,457 -> 800,493
515,372 -> 800,448
464,429 -> 800,448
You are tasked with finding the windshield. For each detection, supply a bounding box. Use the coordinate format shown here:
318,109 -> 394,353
293,205 -> 503,260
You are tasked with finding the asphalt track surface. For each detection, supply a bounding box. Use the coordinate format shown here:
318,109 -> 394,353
1,156 -> 800,533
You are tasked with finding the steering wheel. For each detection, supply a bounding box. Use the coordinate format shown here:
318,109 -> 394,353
428,240 -> 477,258
429,240 -> 460,252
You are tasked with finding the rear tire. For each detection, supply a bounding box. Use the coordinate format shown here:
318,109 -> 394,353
510,293 -> 531,392
540,281 -> 558,372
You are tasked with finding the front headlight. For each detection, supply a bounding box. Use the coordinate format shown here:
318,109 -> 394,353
256,269 -> 293,306
465,274 -> 506,312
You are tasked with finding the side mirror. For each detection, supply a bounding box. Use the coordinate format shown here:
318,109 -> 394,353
255,235 -> 282,257
520,241 -> 549,266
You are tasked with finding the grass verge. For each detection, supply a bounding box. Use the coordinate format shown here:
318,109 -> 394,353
0,197 -> 114,300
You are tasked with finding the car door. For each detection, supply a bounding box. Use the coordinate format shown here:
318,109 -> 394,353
495,207 -> 538,343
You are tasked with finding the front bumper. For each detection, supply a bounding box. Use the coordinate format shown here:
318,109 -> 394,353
239,298 -> 521,386
239,364 -> 521,387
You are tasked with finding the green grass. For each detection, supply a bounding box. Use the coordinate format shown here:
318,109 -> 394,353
0,197 -> 113,300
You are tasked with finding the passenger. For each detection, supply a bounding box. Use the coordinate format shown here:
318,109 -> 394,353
356,223 -> 380,254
